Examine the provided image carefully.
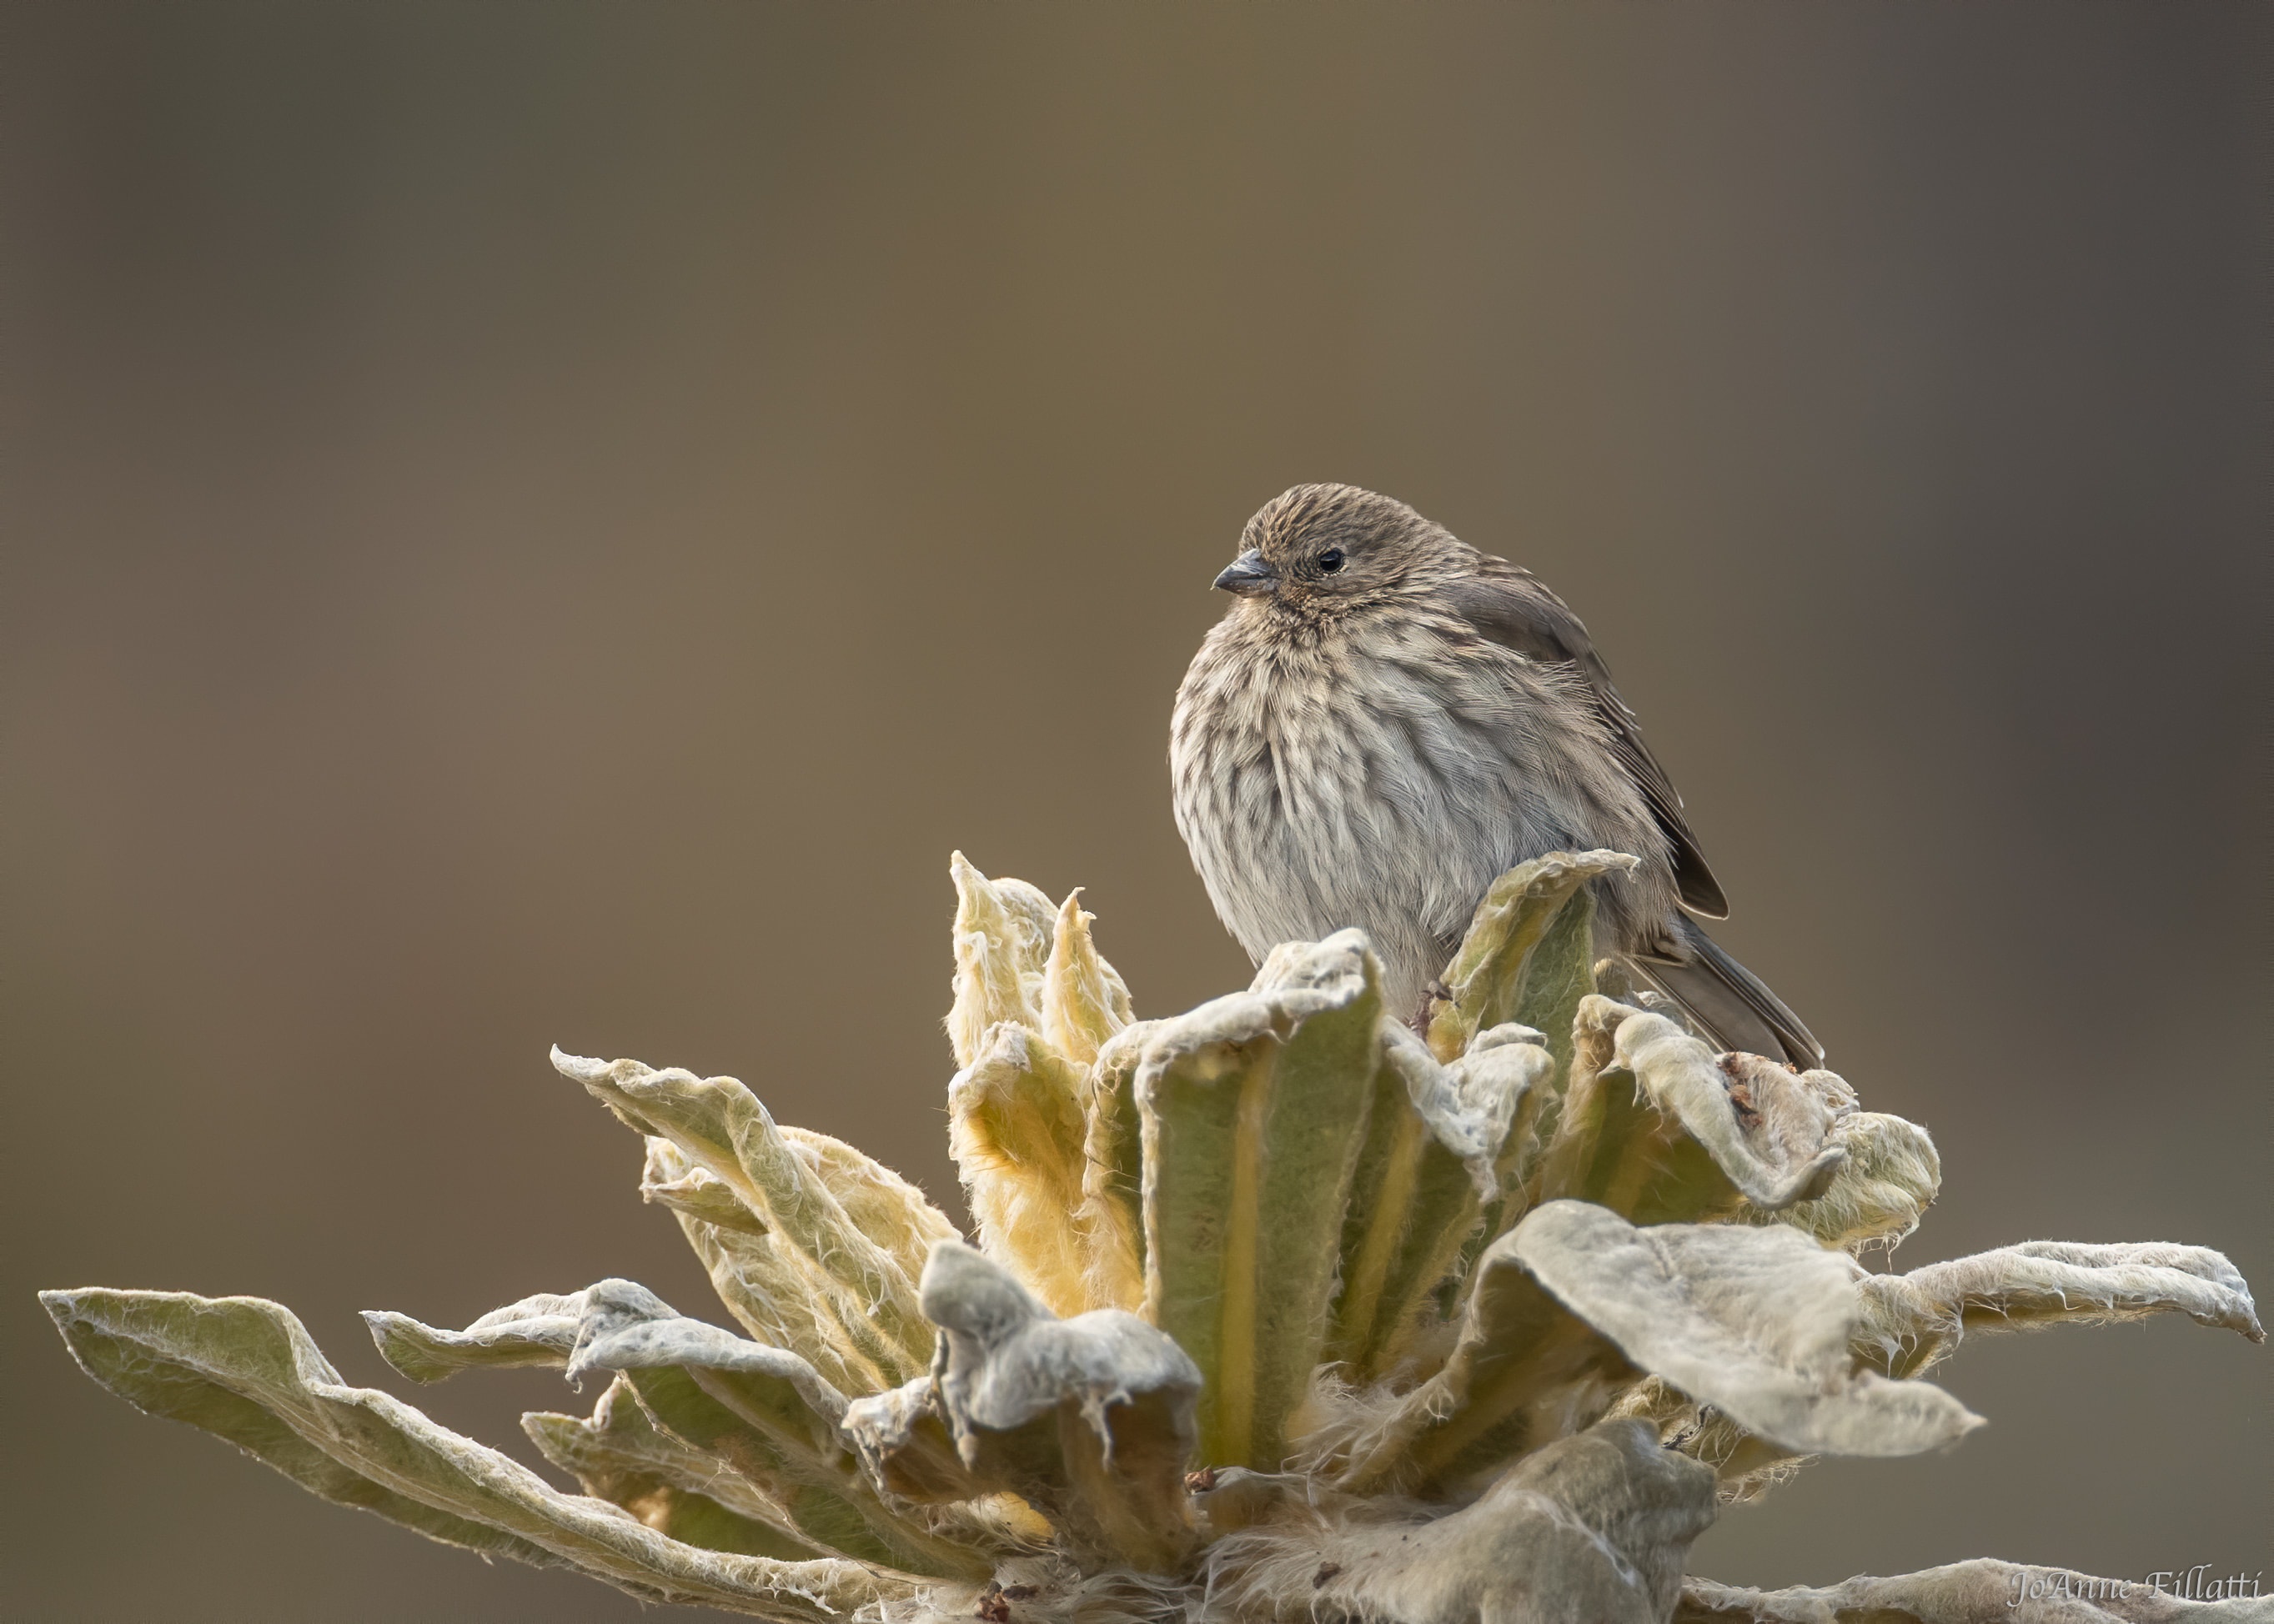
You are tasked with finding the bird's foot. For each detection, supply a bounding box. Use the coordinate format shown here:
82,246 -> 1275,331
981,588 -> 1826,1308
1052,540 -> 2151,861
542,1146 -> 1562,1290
1410,980 -> 1453,1036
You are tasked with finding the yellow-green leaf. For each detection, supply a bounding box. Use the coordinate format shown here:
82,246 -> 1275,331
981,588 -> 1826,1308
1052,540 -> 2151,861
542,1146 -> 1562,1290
1425,850 -> 1636,1069
1140,931 -> 1383,1470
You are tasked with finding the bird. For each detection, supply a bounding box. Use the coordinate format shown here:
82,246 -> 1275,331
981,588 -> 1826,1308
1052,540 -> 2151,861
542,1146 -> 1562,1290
1169,482 -> 1822,1068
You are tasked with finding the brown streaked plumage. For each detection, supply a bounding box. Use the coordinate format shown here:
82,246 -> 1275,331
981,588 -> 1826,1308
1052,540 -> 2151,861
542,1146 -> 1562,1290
1169,482 -> 1821,1067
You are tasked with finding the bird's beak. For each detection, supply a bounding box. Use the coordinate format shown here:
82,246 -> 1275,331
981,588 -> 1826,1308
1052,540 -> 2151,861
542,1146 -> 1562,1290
1212,549 -> 1277,597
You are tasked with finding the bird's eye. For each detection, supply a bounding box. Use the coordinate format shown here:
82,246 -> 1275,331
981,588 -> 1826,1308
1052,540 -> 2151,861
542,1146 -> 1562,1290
1318,549 -> 1345,574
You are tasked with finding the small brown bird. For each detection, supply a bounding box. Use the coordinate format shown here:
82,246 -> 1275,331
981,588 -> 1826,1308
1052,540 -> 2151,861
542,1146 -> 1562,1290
1170,483 -> 1822,1067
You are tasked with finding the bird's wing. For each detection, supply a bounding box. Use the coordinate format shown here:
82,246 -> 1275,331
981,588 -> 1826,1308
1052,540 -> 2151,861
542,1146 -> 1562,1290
1443,556 -> 1729,918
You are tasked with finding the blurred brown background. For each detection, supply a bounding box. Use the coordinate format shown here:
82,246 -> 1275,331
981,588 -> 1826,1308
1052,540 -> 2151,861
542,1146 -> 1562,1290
6,3 -> 2266,1618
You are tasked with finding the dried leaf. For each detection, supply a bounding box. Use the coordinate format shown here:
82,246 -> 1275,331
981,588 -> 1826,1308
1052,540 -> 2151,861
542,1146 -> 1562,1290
39,1288 -> 911,1621
1855,1240 -> 2265,1380
922,1240 -> 1201,1573
1139,930 -> 1383,1469
555,1048 -> 931,1386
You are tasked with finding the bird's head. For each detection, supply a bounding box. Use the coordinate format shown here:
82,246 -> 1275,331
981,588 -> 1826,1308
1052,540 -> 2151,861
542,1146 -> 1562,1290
1212,483 -> 1459,610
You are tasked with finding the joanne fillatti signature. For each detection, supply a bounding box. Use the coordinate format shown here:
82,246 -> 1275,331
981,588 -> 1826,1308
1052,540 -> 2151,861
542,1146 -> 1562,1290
2005,1565 -> 2264,1607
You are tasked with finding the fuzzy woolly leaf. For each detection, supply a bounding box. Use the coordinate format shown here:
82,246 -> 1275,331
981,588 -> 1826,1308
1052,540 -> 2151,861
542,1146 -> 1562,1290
39,1288 -> 911,1621
1425,850 -> 1637,1069
921,1240 -> 1202,1573
1225,1421 -> 1716,1624
522,1377 -> 826,1560
1855,1240 -> 2264,1380
1514,1203 -> 1981,1457
641,1145 -> 770,1237
947,869 -> 1144,1316
1744,1108 -> 1940,1252
1326,1222 -> 1642,1498
1325,1022 -> 1546,1378
1042,888 -> 1134,1066
365,1288 -> 596,1383
1140,930 -> 1384,1470
1599,1376 -> 1810,1500
1328,1202 -> 1980,1497
1073,1019 -> 1158,1310
781,1125 -> 961,1278
1532,1000 -> 1848,1225
644,1140 -> 890,1395
369,1279 -> 991,1578
1608,1235 -> 2260,1504
947,852 -> 1056,1068
555,1048 -> 932,1386
841,1377 -> 988,1503
645,1125 -> 960,1358
949,1022 -> 1097,1318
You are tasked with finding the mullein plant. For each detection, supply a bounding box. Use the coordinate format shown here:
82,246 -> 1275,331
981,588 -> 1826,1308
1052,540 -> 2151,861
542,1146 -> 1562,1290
43,852 -> 2266,1623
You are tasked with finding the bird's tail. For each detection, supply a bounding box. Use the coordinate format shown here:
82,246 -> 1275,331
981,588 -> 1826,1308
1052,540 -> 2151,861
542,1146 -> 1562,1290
1626,916 -> 1825,1069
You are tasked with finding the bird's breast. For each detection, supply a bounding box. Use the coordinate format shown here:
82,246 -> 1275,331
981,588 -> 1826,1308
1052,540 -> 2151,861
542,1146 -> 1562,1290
1170,618 -> 1570,1005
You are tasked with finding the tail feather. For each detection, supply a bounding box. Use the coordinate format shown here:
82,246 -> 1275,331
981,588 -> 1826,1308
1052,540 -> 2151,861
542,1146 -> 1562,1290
1626,918 -> 1824,1069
